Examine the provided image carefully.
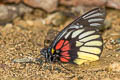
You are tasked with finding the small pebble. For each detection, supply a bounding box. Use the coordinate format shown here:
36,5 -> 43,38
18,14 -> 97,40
102,78 -> 112,80
26,20 -> 34,26
4,24 -> 13,28
108,62 -> 120,72
23,0 -> 58,12
103,19 -> 112,30
44,12 -> 67,26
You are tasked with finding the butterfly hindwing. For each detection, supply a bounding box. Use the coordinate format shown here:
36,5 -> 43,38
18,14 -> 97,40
55,40 -> 71,62
54,27 -> 103,64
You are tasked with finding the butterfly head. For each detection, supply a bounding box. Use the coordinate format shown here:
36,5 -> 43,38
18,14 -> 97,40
40,48 -> 50,59
40,48 -> 47,55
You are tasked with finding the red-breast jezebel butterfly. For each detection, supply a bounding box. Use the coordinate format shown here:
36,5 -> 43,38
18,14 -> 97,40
40,8 -> 105,65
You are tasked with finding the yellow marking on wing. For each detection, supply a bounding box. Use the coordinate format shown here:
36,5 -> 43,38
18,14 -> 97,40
76,41 -> 84,47
74,59 -> 88,65
51,48 -> 55,54
79,35 -> 100,42
85,41 -> 102,46
79,31 -> 95,39
80,46 -> 101,54
72,29 -> 84,38
77,52 -> 99,61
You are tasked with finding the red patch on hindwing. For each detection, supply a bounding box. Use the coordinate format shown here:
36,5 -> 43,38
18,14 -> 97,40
61,51 -> 69,57
55,40 -> 64,49
55,40 -> 71,62
60,51 -> 70,62
60,57 -> 70,62
61,43 -> 70,51
64,41 -> 69,45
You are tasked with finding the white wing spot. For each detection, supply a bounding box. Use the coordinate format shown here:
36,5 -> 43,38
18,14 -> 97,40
82,10 -> 98,18
69,25 -> 80,29
84,13 -> 103,19
88,18 -> 104,23
90,23 -> 101,26
76,23 -> 79,25
80,25 -> 83,28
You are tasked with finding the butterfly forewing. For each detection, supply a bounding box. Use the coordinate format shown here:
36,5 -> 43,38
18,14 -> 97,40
72,8 -> 105,29
53,27 -> 103,65
50,8 -> 105,48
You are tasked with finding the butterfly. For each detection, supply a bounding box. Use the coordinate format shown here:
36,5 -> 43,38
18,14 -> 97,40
40,8 -> 105,65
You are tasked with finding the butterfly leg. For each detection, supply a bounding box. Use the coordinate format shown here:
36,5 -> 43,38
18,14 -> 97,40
52,54 -> 60,62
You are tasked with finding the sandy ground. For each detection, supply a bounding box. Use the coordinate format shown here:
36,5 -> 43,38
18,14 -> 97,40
0,8 -> 120,80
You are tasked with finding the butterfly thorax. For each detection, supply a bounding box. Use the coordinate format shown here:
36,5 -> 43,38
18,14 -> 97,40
40,48 -> 60,62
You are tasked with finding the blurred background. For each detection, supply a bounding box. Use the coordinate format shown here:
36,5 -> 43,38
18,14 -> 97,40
0,0 -> 120,80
